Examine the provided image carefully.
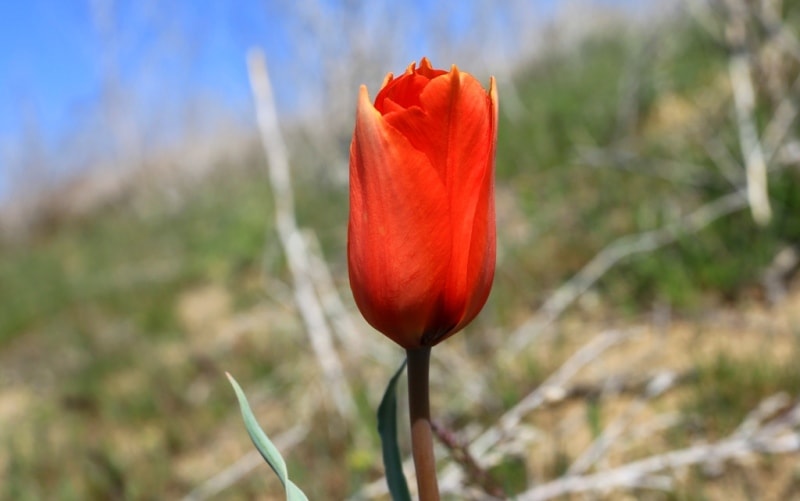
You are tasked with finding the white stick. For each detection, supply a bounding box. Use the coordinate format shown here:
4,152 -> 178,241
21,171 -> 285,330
302,231 -> 394,365
438,329 -> 640,492
517,398 -> 800,500
567,371 -> 679,476
726,0 -> 772,225
247,48 -> 355,419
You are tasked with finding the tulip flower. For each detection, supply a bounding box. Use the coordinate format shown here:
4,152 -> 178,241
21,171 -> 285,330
348,58 -> 498,350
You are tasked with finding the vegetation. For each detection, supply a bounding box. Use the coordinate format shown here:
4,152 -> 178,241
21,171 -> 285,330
2,4 -> 799,499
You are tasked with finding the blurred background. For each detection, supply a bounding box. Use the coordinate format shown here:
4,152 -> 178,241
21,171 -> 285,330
2,0 -> 800,499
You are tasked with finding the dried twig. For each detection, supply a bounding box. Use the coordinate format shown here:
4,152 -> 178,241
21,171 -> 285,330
725,0 -> 772,225
508,190 -> 749,351
757,0 -> 800,63
431,420 -> 506,499
247,48 -> 355,419
567,371 -> 680,476
702,134 -> 745,187
438,329 -> 640,494
579,147 -> 712,187
303,231 -> 394,365
544,370 -> 694,405
762,72 -> 800,164
516,396 -> 800,500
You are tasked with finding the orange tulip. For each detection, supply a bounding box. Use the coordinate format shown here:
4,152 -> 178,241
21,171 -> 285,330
348,58 -> 498,349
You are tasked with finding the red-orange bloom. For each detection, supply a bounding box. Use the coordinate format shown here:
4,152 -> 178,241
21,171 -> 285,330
348,58 -> 498,349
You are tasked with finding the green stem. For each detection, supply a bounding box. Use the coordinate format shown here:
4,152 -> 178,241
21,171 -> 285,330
406,347 -> 440,501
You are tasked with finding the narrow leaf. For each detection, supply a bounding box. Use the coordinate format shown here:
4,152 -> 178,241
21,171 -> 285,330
377,359 -> 411,501
226,372 -> 309,501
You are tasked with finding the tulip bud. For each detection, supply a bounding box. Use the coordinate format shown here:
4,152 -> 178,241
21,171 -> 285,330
348,58 -> 497,349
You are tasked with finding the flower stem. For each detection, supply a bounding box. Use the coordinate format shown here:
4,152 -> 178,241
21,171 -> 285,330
406,346 -> 440,501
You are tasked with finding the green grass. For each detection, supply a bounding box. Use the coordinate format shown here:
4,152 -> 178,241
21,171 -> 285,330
0,168 -> 273,345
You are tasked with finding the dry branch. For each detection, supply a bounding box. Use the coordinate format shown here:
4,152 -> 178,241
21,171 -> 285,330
725,0 -> 772,225
303,231 -> 394,365
438,329 -> 641,494
247,48 -> 356,419
431,420 -> 506,499
762,72 -> 800,164
567,371 -> 680,476
517,395 -> 800,500
508,190 -> 749,351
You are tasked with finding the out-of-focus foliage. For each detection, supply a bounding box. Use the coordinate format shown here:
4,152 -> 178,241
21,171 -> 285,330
2,2 -> 800,499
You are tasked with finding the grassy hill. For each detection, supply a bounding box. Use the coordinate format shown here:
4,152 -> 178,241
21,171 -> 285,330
2,4 -> 800,499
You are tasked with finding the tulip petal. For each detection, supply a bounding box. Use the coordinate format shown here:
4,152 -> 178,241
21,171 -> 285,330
381,68 -> 495,343
375,63 -> 447,114
449,76 -> 498,337
348,61 -> 497,348
348,86 -> 452,347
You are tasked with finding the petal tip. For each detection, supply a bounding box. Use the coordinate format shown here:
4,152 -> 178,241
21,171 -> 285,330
358,84 -> 371,104
380,72 -> 394,89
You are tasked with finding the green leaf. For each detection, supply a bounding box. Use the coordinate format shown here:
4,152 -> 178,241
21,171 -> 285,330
226,372 -> 309,501
377,359 -> 411,501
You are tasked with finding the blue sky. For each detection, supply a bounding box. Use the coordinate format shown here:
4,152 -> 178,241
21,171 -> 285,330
0,0 -> 648,201
0,1 -> 278,144
1,2 -> 92,143
0,0 -> 297,198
